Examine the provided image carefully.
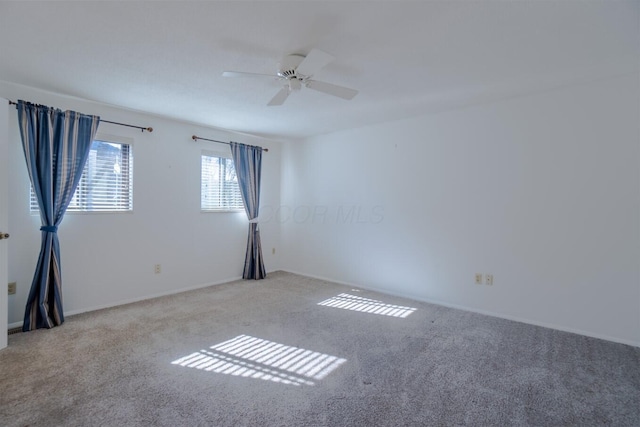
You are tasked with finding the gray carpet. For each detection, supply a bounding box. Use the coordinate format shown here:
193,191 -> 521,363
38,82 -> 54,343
0,271 -> 638,426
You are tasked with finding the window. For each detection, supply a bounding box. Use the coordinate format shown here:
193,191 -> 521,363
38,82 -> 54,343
30,139 -> 133,212
201,152 -> 243,211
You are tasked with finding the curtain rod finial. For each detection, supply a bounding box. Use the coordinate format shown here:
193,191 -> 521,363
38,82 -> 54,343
192,135 -> 198,141
146,127 -> 153,133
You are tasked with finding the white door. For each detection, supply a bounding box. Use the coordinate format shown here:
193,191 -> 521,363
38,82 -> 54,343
0,99 -> 8,349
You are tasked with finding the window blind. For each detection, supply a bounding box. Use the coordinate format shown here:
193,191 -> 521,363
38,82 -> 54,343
201,154 -> 244,211
30,140 -> 133,212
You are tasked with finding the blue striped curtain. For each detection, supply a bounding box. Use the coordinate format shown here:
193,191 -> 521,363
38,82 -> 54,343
230,142 -> 266,280
17,101 -> 100,331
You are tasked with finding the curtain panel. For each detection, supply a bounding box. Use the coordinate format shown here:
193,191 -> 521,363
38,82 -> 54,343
230,142 -> 266,280
17,101 -> 100,331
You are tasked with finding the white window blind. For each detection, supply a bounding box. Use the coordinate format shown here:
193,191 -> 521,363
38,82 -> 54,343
201,153 -> 244,211
30,140 -> 133,212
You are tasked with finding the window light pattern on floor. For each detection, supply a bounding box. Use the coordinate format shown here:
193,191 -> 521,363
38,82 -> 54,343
171,335 -> 346,386
318,293 -> 416,318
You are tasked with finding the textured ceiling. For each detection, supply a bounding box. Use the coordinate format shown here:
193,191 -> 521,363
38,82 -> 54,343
0,1 -> 638,139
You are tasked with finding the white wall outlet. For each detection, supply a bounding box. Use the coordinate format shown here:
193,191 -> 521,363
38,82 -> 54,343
154,264 -> 161,274
475,273 -> 483,285
486,274 -> 493,286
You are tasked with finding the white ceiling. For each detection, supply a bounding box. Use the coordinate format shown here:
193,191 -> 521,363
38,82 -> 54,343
0,1 -> 638,139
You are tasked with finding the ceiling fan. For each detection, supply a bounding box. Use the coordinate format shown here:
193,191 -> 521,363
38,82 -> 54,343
222,48 -> 358,106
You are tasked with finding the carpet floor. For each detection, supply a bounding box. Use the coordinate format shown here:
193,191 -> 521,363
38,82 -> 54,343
0,271 -> 638,426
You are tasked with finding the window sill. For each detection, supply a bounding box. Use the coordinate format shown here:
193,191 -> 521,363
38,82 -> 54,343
201,209 -> 245,214
30,210 -> 134,215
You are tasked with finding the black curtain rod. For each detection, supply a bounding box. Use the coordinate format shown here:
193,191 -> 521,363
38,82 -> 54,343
8,100 -> 153,133
192,135 -> 269,152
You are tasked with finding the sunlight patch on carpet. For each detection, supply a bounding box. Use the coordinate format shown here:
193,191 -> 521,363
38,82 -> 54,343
171,335 -> 347,386
318,293 -> 416,318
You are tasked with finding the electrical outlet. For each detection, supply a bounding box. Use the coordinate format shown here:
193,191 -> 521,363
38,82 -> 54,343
486,274 -> 494,286
8,282 -> 16,295
475,273 -> 483,285
154,264 -> 161,274
272,248 -> 276,255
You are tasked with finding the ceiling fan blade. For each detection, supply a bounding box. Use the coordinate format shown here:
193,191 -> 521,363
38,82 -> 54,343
296,48 -> 335,76
268,86 -> 290,106
305,80 -> 358,100
222,71 -> 276,79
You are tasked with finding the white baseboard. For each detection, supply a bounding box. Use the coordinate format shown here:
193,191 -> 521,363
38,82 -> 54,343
65,275 -> 244,317
279,269 -> 640,348
8,274 -> 246,330
9,268 -> 281,330
8,321 -> 22,330
10,268 -> 638,348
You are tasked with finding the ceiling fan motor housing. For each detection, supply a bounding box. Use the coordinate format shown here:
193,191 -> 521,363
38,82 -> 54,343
277,54 -> 306,80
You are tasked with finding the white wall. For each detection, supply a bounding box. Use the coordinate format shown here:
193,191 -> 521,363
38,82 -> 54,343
2,83 -> 281,326
281,73 -> 640,346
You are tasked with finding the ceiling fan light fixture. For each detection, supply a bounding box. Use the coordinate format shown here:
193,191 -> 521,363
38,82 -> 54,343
288,78 -> 302,91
